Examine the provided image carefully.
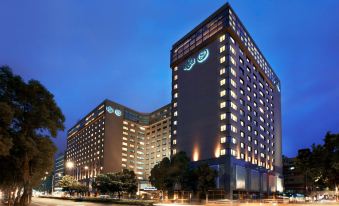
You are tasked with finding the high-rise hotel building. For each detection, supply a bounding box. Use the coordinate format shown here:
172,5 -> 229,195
65,100 -> 171,183
170,3 -> 283,198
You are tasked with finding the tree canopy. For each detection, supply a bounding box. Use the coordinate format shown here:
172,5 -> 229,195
93,169 -> 138,198
0,66 -> 65,206
296,132 -> 339,193
149,152 -> 217,195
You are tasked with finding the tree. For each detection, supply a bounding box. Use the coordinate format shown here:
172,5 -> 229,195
93,174 -> 111,194
296,132 -> 339,193
59,175 -> 78,195
119,169 -> 138,196
149,157 -> 171,194
169,151 -> 190,190
194,164 -> 217,196
0,102 -> 14,156
149,152 -> 190,194
59,175 -> 88,196
149,152 -> 217,198
0,66 -> 65,206
93,170 -> 138,198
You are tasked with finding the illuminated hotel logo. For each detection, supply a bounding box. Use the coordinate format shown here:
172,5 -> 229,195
114,109 -> 122,117
106,106 -> 122,117
106,106 -> 114,114
183,58 -> 196,71
183,48 -> 209,71
196,49 -> 209,63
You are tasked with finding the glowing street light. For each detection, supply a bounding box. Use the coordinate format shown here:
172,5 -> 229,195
66,161 -> 74,169
84,166 -> 89,170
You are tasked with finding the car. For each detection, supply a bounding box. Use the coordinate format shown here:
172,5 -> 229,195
98,195 -> 110,199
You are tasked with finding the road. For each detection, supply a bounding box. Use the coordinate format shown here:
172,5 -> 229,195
30,197 -> 120,206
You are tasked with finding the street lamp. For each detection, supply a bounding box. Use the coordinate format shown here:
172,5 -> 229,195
66,161 -> 74,169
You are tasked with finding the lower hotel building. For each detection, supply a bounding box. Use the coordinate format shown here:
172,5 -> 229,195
65,99 -> 171,187
170,3 -> 283,198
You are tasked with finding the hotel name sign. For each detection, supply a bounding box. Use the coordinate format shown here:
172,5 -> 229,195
183,48 -> 209,71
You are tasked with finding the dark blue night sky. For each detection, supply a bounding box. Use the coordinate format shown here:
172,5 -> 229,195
1,1 -> 338,157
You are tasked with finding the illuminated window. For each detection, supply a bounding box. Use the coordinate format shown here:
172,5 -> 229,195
230,68 -> 237,76
173,149 -> 177,154
174,84 -> 178,89
174,75 -> 178,80
230,56 -> 236,66
219,34 -> 225,42
220,102 -> 226,109
231,125 -> 237,133
240,153 -> 245,159
231,113 -> 237,122
220,79 -> 226,86
259,82 -> 264,88
240,120 -> 244,127
220,113 -> 226,120
259,107 -> 264,114
174,66 -> 178,71
220,90 -> 226,97
220,68 -> 226,75
174,93 -> 178,98
232,137 -> 236,144
220,45 -> 225,53
240,142 -> 244,148
220,125 -> 226,132
231,149 -> 236,156
220,149 -> 226,155
240,131 -> 244,137
230,79 -> 236,88
173,120 -> 177,125
220,56 -> 226,63
248,146 -> 252,152
230,45 -> 236,55
230,90 -> 237,99
173,102 -> 177,107
220,137 -> 226,143
231,102 -> 237,110
173,139 -> 176,145
174,111 -> 178,116
230,36 -> 235,44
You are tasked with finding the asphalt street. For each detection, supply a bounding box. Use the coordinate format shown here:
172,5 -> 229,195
30,197 -> 118,206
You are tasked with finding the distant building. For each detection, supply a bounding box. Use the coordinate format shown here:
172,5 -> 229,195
283,149 -> 309,194
170,3 -> 283,198
65,99 -> 171,185
53,153 -> 65,192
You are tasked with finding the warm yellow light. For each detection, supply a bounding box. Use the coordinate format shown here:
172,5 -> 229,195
66,161 -> 74,169
215,145 -> 220,158
193,146 -> 199,161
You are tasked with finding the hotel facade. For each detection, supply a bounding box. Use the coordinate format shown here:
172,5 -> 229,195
170,3 -> 283,198
65,100 -> 171,184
